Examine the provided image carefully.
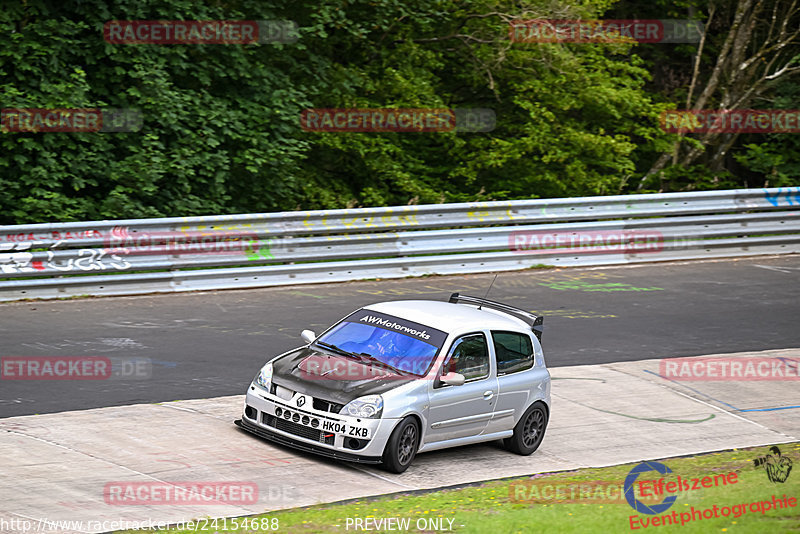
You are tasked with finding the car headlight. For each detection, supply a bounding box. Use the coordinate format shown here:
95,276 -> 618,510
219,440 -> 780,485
341,395 -> 383,418
254,362 -> 273,390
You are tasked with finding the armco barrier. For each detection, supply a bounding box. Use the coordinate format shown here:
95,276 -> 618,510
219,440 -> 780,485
1,187 -> 798,301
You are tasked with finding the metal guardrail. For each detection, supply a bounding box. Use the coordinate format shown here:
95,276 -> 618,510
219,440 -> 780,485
1,187 -> 799,301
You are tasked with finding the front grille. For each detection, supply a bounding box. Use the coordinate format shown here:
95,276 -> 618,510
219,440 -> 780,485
264,413 -> 334,445
313,398 -> 344,414
270,384 -> 343,414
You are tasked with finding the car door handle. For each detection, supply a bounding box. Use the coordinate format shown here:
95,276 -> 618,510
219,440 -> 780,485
483,390 -> 494,400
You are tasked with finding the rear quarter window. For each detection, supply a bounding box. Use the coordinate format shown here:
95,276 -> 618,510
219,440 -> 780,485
492,331 -> 534,375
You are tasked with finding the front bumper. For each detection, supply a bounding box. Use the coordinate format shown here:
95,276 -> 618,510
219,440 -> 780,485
235,418 -> 382,464
239,386 -> 395,464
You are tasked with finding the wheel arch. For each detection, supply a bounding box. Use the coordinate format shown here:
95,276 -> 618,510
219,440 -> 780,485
517,395 -> 550,426
396,411 -> 423,433
385,412 -> 424,446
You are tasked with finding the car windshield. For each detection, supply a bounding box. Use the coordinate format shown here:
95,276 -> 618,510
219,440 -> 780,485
317,310 -> 447,377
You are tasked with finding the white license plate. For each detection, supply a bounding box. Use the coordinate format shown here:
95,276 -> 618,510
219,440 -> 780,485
321,419 -> 370,439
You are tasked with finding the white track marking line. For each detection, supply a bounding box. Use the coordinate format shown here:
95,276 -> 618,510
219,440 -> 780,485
348,465 -> 417,489
664,386 -> 798,440
157,403 -> 198,413
753,264 -> 800,273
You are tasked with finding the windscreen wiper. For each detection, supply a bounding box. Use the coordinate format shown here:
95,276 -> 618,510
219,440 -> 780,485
314,341 -> 362,360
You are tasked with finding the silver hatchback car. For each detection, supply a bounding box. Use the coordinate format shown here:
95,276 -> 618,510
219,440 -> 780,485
237,293 -> 550,473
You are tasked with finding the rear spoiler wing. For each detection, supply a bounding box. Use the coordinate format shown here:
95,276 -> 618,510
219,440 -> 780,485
449,293 -> 543,342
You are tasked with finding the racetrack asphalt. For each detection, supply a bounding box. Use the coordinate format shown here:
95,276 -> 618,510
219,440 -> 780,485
1,349 -> 796,533
1,254 -> 799,418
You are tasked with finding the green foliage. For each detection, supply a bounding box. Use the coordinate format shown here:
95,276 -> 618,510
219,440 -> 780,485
609,0 -> 800,191
733,81 -> 800,188
3,0 -> 778,225
642,164 -> 737,193
0,0 -> 311,223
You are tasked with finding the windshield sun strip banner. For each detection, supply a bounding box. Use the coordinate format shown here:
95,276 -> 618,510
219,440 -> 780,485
342,309 -> 448,348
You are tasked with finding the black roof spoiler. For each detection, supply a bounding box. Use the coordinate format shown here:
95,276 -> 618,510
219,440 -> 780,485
448,293 -> 543,342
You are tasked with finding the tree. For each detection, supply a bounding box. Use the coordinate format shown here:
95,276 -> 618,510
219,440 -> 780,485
0,0 -> 683,224
640,0 -> 800,188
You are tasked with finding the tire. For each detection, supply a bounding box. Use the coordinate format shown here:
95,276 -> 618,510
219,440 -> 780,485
504,402 -> 548,455
381,417 -> 419,473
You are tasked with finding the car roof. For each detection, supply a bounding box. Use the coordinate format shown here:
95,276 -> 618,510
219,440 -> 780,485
363,299 -> 531,335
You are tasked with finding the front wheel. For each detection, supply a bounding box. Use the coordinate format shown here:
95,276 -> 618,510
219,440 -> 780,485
504,402 -> 548,455
382,417 -> 419,473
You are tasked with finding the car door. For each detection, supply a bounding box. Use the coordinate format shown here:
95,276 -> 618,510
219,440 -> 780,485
425,332 -> 498,443
486,330 -> 543,434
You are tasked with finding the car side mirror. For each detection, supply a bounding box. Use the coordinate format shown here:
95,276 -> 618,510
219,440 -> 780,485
440,372 -> 465,386
301,330 -> 316,344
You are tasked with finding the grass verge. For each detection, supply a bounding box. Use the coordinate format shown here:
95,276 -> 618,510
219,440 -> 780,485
117,442 -> 800,534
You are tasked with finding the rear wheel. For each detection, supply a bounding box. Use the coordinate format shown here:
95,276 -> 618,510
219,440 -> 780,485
504,402 -> 548,455
382,417 -> 419,473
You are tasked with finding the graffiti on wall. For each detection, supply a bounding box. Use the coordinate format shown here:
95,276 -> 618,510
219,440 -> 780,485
0,242 -> 132,274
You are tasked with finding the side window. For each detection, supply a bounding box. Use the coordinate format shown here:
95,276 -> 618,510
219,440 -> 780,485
492,331 -> 534,375
443,333 -> 489,382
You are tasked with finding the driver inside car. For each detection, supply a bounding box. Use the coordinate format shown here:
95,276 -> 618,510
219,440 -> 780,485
340,329 -> 416,367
